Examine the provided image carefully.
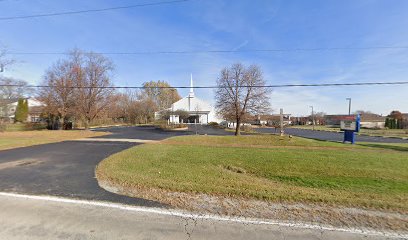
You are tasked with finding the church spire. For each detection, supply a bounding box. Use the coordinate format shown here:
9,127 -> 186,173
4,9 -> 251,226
189,73 -> 195,97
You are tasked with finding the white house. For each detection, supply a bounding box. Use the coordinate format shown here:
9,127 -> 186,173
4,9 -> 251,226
0,98 -> 44,122
155,75 -> 220,124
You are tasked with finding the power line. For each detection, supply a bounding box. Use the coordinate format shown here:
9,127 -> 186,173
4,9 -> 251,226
0,0 -> 191,21
1,81 -> 408,89
7,46 -> 408,55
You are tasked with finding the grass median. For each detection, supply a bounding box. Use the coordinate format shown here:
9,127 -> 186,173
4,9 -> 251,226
96,135 -> 408,212
0,130 -> 109,151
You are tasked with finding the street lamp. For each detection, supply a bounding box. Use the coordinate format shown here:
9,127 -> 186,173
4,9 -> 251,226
346,98 -> 352,115
309,106 -> 315,131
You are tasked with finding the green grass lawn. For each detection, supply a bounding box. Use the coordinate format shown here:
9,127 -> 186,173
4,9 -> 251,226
97,135 -> 408,212
358,128 -> 408,138
0,130 -> 109,151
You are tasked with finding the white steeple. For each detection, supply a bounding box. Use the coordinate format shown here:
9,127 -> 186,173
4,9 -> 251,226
189,73 -> 195,97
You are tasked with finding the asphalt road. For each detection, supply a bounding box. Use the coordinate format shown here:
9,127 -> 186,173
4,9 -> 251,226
0,194 -> 397,240
256,127 -> 408,143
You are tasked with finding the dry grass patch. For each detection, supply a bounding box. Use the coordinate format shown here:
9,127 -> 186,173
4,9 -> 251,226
0,130 -> 109,151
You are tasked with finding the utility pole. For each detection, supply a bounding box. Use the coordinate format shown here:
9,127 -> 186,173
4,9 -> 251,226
346,98 -> 352,115
309,106 -> 315,131
280,108 -> 284,136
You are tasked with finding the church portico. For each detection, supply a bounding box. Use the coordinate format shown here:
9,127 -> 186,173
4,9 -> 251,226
186,115 -> 200,124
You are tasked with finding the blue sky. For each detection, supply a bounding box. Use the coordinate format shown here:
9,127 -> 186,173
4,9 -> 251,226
1,0 -> 408,115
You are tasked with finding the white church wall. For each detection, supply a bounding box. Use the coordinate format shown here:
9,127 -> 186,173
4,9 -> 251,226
199,114 -> 208,124
154,74 -> 226,124
207,107 -> 223,123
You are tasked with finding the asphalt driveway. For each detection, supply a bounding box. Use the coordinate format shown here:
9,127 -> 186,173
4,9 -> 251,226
91,125 -> 191,140
256,127 -> 408,143
0,126 -> 194,207
0,140 -> 168,206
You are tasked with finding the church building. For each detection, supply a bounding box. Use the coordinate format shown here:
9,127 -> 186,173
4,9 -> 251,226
155,75 -> 219,124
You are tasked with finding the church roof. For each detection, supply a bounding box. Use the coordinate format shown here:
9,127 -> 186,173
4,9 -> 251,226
170,95 -> 211,112
167,74 -> 211,113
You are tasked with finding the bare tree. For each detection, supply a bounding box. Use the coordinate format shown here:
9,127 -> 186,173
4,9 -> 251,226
117,90 -> 141,124
0,77 -> 32,99
215,63 -> 271,136
39,59 -> 76,126
309,111 -> 326,125
0,48 -> 27,99
141,81 -> 181,111
117,89 -> 157,124
0,48 -> 14,72
137,97 -> 156,123
72,50 -> 115,129
39,49 -> 115,129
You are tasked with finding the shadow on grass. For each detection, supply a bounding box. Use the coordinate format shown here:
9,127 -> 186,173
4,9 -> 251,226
359,143 -> 408,152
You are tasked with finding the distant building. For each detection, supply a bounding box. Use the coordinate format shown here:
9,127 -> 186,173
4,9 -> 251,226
154,75 -> 220,124
0,98 -> 44,122
403,113 -> 408,129
324,115 -> 348,126
325,113 -> 386,129
360,114 -> 386,129
292,116 -> 312,125
248,114 -> 292,126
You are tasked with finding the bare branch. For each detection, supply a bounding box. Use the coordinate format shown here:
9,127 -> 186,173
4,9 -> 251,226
214,63 -> 271,135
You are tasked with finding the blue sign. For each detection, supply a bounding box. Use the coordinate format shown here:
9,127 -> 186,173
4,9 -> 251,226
342,115 -> 360,144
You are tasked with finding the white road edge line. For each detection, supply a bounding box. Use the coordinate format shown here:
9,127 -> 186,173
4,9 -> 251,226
0,192 -> 405,239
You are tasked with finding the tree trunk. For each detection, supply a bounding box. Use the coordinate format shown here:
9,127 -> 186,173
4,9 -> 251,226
59,112 -> 67,130
235,117 -> 241,136
58,117 -> 64,130
84,118 -> 90,130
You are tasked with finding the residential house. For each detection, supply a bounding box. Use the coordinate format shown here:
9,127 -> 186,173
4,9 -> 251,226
0,98 -> 44,122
